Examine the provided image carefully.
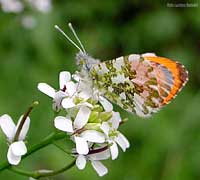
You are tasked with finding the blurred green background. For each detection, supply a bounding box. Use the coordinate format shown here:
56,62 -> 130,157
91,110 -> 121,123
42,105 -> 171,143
0,1 -> 200,180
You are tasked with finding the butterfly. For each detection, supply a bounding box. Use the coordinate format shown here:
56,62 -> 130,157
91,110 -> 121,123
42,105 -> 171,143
55,23 -> 189,117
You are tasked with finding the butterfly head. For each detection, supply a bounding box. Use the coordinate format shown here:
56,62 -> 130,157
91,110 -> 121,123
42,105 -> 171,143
76,51 -> 100,72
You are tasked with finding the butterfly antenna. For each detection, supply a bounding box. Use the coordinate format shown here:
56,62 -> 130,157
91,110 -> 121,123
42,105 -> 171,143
68,22 -> 86,53
54,25 -> 83,53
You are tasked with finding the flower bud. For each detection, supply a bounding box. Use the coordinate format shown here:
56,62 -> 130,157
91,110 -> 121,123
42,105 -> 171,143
99,112 -> 112,122
88,111 -> 100,123
74,96 -> 84,105
109,130 -> 118,137
85,123 -> 101,131
92,105 -> 104,112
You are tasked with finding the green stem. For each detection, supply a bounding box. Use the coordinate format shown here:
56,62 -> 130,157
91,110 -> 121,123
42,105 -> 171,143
10,159 -> 76,179
53,142 -> 72,155
7,132 -> 75,179
0,132 -> 66,171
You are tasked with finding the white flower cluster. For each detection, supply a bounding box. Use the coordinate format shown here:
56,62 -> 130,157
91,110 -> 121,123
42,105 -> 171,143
28,0 -> 52,13
38,71 -> 130,176
0,0 -> 52,29
0,0 -> 52,13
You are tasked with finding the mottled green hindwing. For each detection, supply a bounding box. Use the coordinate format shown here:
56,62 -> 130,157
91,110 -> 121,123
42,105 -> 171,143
89,55 -> 158,117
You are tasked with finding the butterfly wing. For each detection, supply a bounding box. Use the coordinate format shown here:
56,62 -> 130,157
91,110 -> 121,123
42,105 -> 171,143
89,53 -> 188,117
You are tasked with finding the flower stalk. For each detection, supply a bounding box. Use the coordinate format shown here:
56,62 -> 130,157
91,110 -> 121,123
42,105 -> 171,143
9,159 -> 76,179
14,101 -> 39,142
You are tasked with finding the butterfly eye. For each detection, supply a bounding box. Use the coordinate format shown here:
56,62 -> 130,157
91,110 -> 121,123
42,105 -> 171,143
86,64 -> 90,71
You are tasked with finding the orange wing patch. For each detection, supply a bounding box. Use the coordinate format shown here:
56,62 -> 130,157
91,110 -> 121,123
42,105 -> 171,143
144,56 -> 189,105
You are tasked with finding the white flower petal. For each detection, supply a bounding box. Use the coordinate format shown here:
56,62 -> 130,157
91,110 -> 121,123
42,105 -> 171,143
92,89 -> 99,101
80,130 -> 105,143
91,161 -> 108,177
28,0 -> 52,13
74,107 -> 91,129
65,82 -> 78,96
115,132 -> 130,152
53,91 -> 67,111
7,146 -> 21,165
79,91 -> 91,100
89,149 -> 110,161
1,0 -> 24,13
10,141 -> 27,156
59,71 -> 71,89
62,98 -> 76,109
72,73 -> 81,82
16,116 -> 30,141
100,122 -> 110,136
79,102 -> 93,108
99,96 -> 113,112
110,112 -> 121,129
54,91 -> 67,100
0,114 -> 15,142
76,155 -> 87,170
37,83 -> 55,98
75,136 -> 89,155
22,15 -> 37,29
110,141 -> 119,160
54,116 -> 73,133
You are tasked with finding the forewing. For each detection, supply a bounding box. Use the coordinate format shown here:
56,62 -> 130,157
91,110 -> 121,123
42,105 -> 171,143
90,53 -> 188,117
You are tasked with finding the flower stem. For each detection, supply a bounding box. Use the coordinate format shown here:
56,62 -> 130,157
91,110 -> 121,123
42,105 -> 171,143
9,159 -> 76,179
14,101 -> 39,142
0,131 -> 66,171
53,142 -> 72,155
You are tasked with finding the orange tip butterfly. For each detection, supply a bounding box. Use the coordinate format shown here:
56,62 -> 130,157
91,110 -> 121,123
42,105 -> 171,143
55,23 -> 189,117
